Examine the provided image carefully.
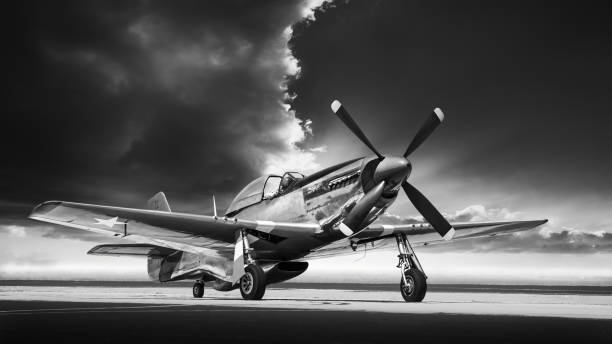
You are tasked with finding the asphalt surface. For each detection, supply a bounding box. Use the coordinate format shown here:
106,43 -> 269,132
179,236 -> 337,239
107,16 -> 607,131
1,285 -> 611,343
1,300 -> 610,343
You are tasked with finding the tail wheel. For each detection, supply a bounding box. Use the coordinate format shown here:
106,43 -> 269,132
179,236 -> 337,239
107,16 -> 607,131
192,281 -> 204,298
400,268 -> 426,302
240,264 -> 266,300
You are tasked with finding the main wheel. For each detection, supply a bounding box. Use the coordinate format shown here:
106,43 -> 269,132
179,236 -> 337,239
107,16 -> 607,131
239,264 -> 266,300
400,268 -> 426,302
192,281 -> 204,298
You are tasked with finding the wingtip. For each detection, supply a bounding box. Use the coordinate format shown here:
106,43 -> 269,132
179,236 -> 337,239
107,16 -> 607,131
443,227 -> 455,241
434,108 -> 445,122
29,200 -> 63,218
331,100 -> 342,113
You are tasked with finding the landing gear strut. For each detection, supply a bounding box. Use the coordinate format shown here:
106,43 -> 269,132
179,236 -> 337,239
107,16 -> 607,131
192,280 -> 204,298
238,230 -> 267,300
396,233 -> 427,302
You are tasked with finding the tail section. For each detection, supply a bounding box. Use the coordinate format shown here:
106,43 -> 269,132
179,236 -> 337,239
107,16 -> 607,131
147,191 -> 172,212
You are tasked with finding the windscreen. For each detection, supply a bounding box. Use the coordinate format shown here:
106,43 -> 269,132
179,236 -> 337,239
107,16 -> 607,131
225,176 -> 267,215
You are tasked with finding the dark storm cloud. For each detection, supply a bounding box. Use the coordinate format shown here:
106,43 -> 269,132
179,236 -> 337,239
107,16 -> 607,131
4,0 -> 611,262
288,0 -> 612,198
4,0 -> 317,220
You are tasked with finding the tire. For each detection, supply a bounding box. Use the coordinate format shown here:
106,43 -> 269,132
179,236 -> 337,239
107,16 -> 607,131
240,264 -> 266,300
192,281 -> 204,298
400,268 -> 426,302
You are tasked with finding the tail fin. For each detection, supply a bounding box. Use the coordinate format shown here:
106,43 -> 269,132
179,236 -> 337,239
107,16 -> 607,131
147,192 -> 172,212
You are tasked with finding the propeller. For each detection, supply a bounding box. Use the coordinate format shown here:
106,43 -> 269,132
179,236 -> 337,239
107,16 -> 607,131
403,108 -> 445,158
331,100 -> 454,240
402,181 -> 454,240
331,100 -> 383,158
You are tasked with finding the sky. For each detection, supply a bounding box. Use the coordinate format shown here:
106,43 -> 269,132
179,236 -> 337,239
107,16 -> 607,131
2,0 -> 611,284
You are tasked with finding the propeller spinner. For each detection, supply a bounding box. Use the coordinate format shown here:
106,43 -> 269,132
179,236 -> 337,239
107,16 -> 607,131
331,100 -> 455,240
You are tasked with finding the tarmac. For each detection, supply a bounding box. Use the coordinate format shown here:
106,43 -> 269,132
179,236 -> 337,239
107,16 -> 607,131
1,283 -> 611,343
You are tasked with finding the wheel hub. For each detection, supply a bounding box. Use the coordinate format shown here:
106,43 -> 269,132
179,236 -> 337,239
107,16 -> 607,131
403,274 -> 415,295
241,272 -> 254,294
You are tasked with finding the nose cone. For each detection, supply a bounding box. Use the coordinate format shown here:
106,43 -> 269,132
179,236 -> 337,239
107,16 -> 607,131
373,156 -> 412,186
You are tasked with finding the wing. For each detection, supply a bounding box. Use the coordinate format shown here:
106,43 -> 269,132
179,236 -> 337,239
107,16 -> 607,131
307,219 -> 548,259
29,200 -> 321,257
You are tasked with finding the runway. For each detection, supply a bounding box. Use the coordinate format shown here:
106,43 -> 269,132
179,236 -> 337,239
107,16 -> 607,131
1,283 -> 611,343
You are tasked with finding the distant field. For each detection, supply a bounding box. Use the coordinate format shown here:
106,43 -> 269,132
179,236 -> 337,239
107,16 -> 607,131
1,280 -> 610,295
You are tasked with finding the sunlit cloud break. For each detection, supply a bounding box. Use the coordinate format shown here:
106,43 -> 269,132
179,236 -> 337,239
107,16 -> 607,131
260,0 -> 333,175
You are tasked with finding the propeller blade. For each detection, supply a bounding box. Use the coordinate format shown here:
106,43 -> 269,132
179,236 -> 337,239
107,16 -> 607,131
403,108 -> 445,158
331,100 -> 383,158
402,181 -> 455,240
339,181 -> 386,236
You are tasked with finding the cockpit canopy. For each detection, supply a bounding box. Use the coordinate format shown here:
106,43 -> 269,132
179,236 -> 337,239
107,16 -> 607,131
226,172 -> 304,215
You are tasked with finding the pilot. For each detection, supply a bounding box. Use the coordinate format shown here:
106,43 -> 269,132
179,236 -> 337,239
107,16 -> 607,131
279,174 -> 295,193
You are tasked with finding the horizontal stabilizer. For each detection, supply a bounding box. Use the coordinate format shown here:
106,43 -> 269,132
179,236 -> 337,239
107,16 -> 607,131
147,192 -> 171,212
88,244 -> 177,257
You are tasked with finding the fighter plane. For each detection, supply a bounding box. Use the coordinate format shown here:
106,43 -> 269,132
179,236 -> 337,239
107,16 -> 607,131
29,100 -> 547,301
